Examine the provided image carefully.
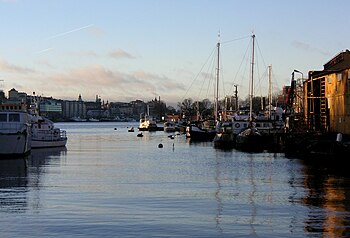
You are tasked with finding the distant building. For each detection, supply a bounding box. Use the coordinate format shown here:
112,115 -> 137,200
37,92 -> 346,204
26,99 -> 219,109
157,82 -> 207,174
61,95 -> 86,119
303,49 -> 350,135
8,88 -> 27,103
85,95 -> 103,119
0,90 -> 5,102
39,99 -> 63,120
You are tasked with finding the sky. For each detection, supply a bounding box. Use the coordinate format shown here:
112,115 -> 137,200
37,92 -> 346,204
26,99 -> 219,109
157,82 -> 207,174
0,0 -> 349,107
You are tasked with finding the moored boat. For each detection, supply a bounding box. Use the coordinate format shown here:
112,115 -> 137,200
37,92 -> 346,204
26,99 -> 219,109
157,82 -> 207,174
234,34 -> 264,152
31,118 -> 67,148
213,121 -> 235,149
0,108 -> 32,156
138,105 -> 158,131
29,98 -> 67,149
186,120 -> 217,141
235,126 -> 264,152
164,121 -> 176,132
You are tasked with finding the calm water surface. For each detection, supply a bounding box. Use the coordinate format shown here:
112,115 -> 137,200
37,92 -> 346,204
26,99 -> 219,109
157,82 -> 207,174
1,122 -> 350,237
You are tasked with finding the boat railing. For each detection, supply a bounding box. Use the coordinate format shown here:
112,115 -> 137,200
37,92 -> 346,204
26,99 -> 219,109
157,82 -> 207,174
33,129 -> 67,140
60,130 -> 67,138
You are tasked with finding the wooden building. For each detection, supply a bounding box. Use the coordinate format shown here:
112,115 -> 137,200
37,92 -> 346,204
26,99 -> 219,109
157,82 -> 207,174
303,50 -> 350,135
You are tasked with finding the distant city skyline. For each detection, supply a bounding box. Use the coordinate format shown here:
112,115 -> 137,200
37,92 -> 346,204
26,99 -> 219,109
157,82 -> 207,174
1,0 -> 349,107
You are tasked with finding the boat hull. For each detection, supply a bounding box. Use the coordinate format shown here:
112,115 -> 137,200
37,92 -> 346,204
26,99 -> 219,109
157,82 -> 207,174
0,132 -> 31,156
32,138 -> 67,148
235,127 -> 264,152
214,133 -> 235,149
138,126 -> 158,131
186,125 -> 216,141
164,127 -> 176,132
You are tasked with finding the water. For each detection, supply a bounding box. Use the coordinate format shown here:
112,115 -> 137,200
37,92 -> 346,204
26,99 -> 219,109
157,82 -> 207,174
1,122 -> 350,237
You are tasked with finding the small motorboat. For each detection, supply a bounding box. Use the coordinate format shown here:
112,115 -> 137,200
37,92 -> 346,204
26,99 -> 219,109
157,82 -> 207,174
128,127 -> 134,132
137,132 -> 143,137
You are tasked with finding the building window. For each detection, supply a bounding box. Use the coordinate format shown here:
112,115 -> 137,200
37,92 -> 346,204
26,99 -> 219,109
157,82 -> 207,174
337,73 -> 342,82
328,76 -> 332,84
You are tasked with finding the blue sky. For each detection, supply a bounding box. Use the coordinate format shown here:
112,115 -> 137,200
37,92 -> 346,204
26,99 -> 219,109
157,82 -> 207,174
0,0 -> 349,107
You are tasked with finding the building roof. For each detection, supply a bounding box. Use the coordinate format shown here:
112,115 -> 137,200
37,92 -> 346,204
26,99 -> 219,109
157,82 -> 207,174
324,49 -> 350,70
309,49 -> 350,79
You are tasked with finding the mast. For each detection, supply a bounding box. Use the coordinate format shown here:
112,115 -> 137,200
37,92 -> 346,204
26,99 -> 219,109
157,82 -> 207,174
268,65 -> 272,120
215,32 -> 220,122
234,84 -> 238,111
249,34 -> 255,123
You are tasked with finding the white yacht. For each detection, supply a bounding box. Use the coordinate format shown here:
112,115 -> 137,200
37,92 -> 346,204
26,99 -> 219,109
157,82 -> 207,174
29,100 -> 67,148
138,105 -> 158,131
0,105 -> 32,156
139,114 -> 158,131
229,106 -> 285,136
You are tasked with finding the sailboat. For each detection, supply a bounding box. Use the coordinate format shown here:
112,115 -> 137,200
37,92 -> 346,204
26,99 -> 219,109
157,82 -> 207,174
186,34 -> 220,142
235,34 -> 264,152
213,35 -> 236,149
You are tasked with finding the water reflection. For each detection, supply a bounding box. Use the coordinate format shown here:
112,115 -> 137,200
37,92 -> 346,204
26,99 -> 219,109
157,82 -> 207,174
0,147 -> 67,213
300,160 -> 350,237
0,157 -> 28,213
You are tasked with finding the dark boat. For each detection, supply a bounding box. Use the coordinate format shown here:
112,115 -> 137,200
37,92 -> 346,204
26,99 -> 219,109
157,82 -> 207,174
235,126 -> 264,152
186,121 -> 217,141
234,34 -> 264,152
137,132 -> 143,137
213,121 -> 235,149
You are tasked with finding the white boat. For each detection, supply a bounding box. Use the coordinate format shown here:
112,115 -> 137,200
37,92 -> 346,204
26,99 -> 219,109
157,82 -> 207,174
0,108 -> 32,156
164,121 -> 176,132
29,99 -> 67,149
138,105 -> 158,131
139,115 -> 157,131
229,106 -> 285,136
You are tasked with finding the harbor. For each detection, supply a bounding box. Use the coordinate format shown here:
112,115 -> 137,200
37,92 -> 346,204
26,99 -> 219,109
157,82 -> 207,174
1,121 -> 350,237
1,1 -> 350,236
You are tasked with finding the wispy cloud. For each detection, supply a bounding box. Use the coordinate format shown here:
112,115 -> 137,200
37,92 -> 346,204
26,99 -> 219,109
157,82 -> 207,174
30,65 -> 185,102
291,40 -> 331,57
87,25 -> 105,38
109,49 -> 135,59
72,50 -> 100,57
0,58 -> 35,73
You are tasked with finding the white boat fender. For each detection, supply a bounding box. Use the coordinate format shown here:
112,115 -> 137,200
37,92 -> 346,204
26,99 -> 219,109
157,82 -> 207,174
158,143 -> 163,148
336,133 -> 342,142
